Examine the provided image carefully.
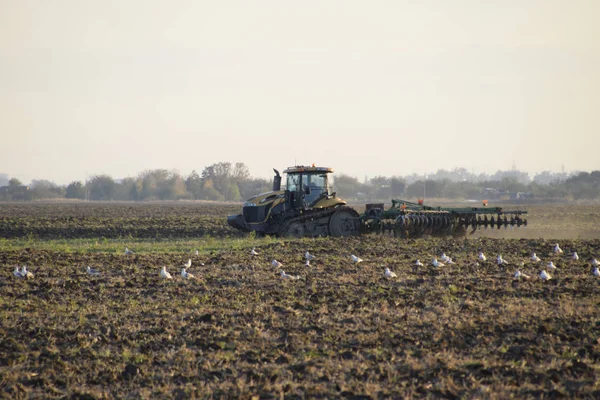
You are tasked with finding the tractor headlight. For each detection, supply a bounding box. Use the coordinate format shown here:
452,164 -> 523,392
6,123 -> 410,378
244,202 -> 257,207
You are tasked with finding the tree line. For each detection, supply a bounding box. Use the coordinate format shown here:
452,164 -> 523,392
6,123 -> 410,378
1,163 -> 599,201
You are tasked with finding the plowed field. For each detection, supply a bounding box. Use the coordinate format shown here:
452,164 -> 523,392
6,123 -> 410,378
1,202 -> 599,398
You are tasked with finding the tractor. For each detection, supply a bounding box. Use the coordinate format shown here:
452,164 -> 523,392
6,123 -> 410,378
227,165 -> 528,238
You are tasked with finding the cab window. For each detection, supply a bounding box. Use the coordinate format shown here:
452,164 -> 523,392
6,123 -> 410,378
286,174 -> 300,192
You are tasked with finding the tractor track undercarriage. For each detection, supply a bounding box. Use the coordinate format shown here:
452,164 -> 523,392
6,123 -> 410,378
277,206 -> 360,238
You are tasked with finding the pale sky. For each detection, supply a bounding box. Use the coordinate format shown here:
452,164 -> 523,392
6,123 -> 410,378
1,0 -> 599,184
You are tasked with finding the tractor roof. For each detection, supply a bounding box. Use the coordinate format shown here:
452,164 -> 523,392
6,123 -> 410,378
283,165 -> 334,174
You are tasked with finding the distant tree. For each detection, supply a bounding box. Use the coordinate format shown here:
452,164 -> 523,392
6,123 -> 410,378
231,162 -> 251,182
564,171 -> 600,200
113,177 -> 137,201
30,179 -> 62,199
499,176 -> 527,193
533,171 -> 569,185
9,178 -> 23,187
136,169 -> 186,200
224,182 -> 242,201
333,174 -> 361,199
201,162 -> 232,195
186,170 -> 203,200
390,177 -> 406,198
238,178 -> 270,200
88,175 -> 116,200
66,181 -> 86,199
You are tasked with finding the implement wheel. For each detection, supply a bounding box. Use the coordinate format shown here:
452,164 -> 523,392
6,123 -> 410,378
285,222 -> 305,238
329,209 -> 359,237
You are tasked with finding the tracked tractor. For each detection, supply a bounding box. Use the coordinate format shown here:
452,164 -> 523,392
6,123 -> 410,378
227,165 -> 360,237
227,166 -> 528,238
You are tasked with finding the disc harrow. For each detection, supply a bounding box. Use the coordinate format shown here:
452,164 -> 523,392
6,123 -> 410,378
360,199 -> 527,238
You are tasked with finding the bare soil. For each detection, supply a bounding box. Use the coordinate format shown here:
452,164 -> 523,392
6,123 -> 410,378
1,203 -> 599,398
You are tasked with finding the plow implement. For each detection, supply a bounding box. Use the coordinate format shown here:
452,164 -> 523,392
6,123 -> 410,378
360,199 -> 528,238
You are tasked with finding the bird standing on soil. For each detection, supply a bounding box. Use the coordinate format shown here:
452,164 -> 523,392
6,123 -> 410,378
415,259 -> 424,267
432,258 -> 445,268
384,267 -> 397,278
572,252 -> 579,261
592,258 -> 599,267
272,259 -> 283,268
280,270 -> 300,280
160,266 -> 173,279
194,249 -> 199,256
181,268 -> 195,279
593,267 -> 600,277
514,270 -> 530,279
250,247 -> 258,256
539,270 -> 552,281
497,255 -> 507,266
305,251 -> 315,261
21,266 -> 34,279
13,267 -> 23,278
125,247 -> 133,255
531,253 -> 541,262
351,254 -> 363,264
86,266 -> 100,276
184,259 -> 192,269
553,243 -> 563,254
547,261 -> 557,270
305,259 -> 310,266
478,252 -> 487,262
440,253 -> 450,263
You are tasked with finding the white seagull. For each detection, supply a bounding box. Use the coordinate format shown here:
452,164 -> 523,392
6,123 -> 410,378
478,252 -> 487,262
539,270 -> 552,281
272,260 -> 283,268
572,252 -> 579,261
592,258 -> 599,267
440,253 -> 450,263
351,254 -> 363,263
160,266 -> 173,280
384,267 -> 397,278
547,261 -> 557,270
280,270 -> 300,280
86,266 -> 100,276
497,255 -> 507,265
432,258 -> 445,268
305,251 -> 315,261
514,270 -> 530,279
184,259 -> 192,268
194,249 -> 199,256
181,268 -> 195,279
250,247 -> 258,256
125,247 -> 133,255
13,267 -> 23,278
531,253 -> 541,262
553,243 -> 563,254
415,259 -> 424,267
21,266 -> 34,279
305,259 -> 310,266
593,267 -> 600,277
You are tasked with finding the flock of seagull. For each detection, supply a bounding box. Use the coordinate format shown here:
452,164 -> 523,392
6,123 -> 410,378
412,242 -> 600,282
11,242 -> 600,283
156,242 -> 600,283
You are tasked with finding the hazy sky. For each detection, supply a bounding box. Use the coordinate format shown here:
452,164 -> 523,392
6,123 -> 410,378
1,0 -> 599,184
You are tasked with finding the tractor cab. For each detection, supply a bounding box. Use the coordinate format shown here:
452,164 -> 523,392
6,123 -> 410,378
282,166 -> 333,209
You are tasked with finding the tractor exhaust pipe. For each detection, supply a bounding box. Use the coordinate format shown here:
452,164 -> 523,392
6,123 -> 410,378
273,168 -> 281,191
